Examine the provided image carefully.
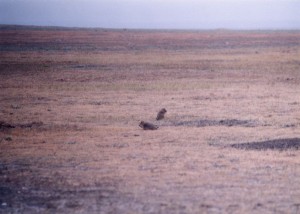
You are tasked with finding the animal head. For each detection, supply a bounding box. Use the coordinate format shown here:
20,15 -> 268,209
160,108 -> 167,113
139,121 -> 145,127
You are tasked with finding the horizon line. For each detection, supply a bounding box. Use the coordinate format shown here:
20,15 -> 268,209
1,24 -> 300,32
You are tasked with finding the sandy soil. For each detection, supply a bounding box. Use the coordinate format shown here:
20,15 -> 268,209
1,26 -> 300,213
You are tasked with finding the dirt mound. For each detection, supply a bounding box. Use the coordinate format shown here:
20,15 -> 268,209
174,119 -> 257,127
230,138 -> 300,151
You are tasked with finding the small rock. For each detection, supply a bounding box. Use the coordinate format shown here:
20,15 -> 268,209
1,202 -> 7,206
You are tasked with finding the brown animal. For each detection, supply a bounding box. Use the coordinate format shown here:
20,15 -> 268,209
156,108 -> 167,120
139,121 -> 159,130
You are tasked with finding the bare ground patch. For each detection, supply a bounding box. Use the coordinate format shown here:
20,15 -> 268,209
230,138 -> 300,151
171,119 -> 258,127
0,121 -> 82,130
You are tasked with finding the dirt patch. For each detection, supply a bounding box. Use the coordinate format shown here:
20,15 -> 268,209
0,121 -> 43,130
173,119 -> 258,127
230,138 -> 300,151
0,121 -> 15,130
16,122 -> 44,129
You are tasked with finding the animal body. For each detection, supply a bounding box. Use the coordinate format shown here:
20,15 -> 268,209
156,108 -> 167,120
139,121 -> 159,130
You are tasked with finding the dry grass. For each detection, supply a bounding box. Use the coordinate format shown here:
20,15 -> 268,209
0,27 -> 300,213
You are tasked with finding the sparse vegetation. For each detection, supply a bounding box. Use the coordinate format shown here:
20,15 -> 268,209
0,26 -> 300,213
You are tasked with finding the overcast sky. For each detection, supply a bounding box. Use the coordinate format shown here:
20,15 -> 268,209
0,0 -> 299,29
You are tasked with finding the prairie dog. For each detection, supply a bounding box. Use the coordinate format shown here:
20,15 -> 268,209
156,108 -> 167,120
139,121 -> 158,130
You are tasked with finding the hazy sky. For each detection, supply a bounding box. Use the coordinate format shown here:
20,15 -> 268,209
0,0 -> 299,29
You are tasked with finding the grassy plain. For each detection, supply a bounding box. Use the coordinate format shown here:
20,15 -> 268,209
1,26 -> 300,213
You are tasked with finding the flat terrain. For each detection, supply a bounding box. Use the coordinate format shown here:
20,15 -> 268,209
1,26 -> 300,213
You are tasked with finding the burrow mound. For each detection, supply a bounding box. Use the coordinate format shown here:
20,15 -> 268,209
230,138 -> 300,151
173,119 -> 257,127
